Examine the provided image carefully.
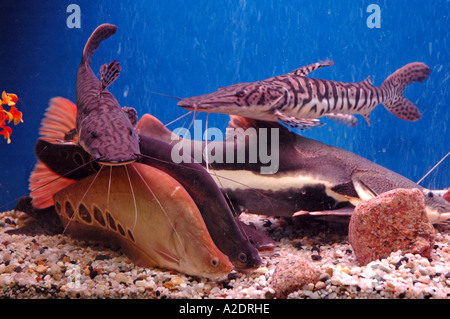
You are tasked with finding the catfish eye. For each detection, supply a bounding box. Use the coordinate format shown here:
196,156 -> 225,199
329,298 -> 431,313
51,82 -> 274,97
90,131 -> 98,138
427,191 -> 434,198
238,252 -> 247,263
129,128 -> 133,136
235,90 -> 246,97
211,257 -> 219,268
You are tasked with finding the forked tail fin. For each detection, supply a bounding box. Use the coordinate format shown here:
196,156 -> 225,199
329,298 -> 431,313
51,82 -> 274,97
381,62 -> 431,121
82,23 -> 117,65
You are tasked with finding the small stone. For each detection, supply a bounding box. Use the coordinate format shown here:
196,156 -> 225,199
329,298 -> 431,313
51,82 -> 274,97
270,254 -> 321,299
255,267 -> 268,275
319,273 -> 331,282
349,189 -> 435,265
35,265 -> 47,274
315,281 -> 326,290
114,273 -> 129,284
163,280 -> 177,290
170,275 -> 185,286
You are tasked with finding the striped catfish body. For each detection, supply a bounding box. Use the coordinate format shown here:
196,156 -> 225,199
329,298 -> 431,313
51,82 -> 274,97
76,24 -> 140,164
178,61 -> 431,128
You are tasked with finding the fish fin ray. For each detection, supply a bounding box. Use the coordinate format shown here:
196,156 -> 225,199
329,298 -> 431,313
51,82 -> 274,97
361,112 -> 371,126
291,60 -> 334,77
275,110 -> 325,130
122,107 -> 138,127
40,97 -> 77,141
351,173 -> 382,200
153,246 -> 180,264
100,60 -> 121,90
363,76 -> 372,85
293,207 -> 355,217
330,181 -> 360,198
381,62 -> 430,122
324,113 -> 358,127
29,161 -> 77,209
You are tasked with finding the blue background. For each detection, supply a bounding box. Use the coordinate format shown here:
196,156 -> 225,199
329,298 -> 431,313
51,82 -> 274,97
0,0 -> 449,210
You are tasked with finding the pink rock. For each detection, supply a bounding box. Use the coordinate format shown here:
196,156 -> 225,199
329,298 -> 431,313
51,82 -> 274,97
270,254 -> 321,299
349,188 -> 435,265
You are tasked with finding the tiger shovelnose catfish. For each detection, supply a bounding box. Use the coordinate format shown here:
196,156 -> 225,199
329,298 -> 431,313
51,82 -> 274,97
73,23 -> 140,164
137,114 -> 450,225
177,60 -> 431,128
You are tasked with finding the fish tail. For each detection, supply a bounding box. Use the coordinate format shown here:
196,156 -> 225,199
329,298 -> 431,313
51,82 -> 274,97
381,62 -> 431,121
82,24 -> 118,65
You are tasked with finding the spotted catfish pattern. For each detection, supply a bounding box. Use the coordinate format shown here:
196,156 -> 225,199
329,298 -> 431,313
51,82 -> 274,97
75,24 -> 140,164
178,61 -> 431,128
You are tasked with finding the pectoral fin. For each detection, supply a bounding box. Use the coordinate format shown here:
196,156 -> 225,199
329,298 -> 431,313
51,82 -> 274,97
274,110 -> 324,130
351,170 -> 394,201
100,60 -> 121,90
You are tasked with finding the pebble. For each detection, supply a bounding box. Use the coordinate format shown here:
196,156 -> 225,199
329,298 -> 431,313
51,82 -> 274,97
0,210 -> 449,299
35,264 -> 47,274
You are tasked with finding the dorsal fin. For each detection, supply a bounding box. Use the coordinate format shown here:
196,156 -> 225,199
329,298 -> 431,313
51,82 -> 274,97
136,113 -> 173,143
363,76 -> 372,85
290,60 -> 334,77
100,60 -> 121,90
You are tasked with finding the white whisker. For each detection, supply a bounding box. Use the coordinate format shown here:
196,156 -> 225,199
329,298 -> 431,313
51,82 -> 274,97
164,111 -> 192,127
63,164 -> 104,235
106,165 -> 112,211
204,112 -> 210,173
124,164 -> 138,232
417,151 -> 450,185
130,164 -> 188,262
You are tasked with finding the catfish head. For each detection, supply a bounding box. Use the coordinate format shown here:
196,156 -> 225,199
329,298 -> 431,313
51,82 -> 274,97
177,81 -> 289,121
77,106 -> 141,165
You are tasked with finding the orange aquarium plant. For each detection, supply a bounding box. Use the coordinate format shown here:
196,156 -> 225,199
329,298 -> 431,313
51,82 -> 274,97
1,91 -> 23,144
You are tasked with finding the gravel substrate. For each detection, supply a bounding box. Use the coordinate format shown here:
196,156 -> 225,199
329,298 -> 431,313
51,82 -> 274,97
0,209 -> 449,299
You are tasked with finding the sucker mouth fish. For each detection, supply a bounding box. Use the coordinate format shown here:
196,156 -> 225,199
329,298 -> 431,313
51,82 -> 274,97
52,162 -> 233,278
137,114 -> 450,225
74,23 -> 140,165
177,60 -> 431,129
29,97 -> 262,272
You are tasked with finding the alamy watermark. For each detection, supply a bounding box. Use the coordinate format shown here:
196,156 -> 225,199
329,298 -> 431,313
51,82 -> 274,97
366,4 -> 381,28
170,120 -> 280,175
66,264 -> 82,289
66,4 -> 81,29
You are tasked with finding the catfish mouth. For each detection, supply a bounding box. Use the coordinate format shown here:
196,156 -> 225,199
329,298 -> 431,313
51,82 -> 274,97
96,154 -> 141,166
177,97 -> 224,111
177,99 -> 200,110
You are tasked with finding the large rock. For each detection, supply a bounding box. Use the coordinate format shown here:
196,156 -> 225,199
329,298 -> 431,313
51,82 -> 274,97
349,188 -> 435,265
270,254 -> 321,299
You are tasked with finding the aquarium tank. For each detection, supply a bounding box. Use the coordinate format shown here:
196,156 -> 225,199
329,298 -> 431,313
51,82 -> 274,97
0,0 -> 448,210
